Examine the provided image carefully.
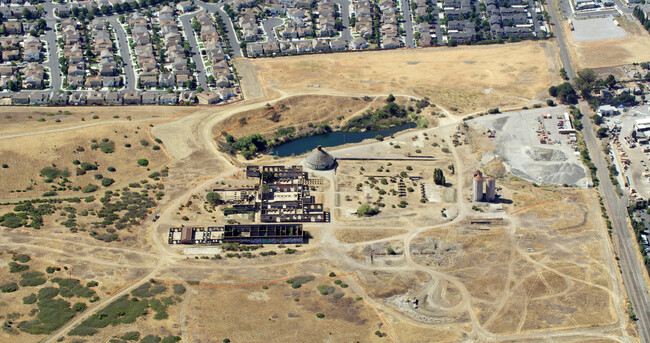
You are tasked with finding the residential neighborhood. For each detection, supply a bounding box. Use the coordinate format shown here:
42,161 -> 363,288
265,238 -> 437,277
0,0 -> 549,105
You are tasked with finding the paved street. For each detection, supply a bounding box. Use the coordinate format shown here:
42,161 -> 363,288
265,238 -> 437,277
398,0 -> 416,48
179,10 -> 208,90
196,0 -> 243,58
41,2 -> 62,92
261,17 -> 283,42
548,0 -> 650,338
107,16 -> 137,91
334,0 -> 353,42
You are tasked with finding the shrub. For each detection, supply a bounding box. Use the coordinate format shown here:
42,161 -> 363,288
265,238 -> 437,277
140,140 -> 150,147
121,331 -> 141,341
316,313 -> 325,318
317,285 -> 334,295
99,141 -> 115,153
13,254 -> 31,263
81,184 -> 99,193
94,174 -> 103,180
137,159 -> 149,167
73,302 -> 87,312
1,163 -> 7,168
23,294 -> 37,304
152,145 -> 161,151
101,178 -> 115,187
0,282 -> 18,293
38,287 -> 60,300
173,284 -> 186,295
285,276 -> 315,289
9,262 -> 29,273
20,272 -> 46,287
107,167 -> 116,172
141,335 -> 161,343
80,162 -> 97,171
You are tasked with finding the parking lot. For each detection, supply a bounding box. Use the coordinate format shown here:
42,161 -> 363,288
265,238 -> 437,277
572,17 -> 627,42
471,107 -> 588,186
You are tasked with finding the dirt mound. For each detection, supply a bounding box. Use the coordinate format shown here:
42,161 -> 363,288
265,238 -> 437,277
525,147 -> 568,162
483,157 -> 507,178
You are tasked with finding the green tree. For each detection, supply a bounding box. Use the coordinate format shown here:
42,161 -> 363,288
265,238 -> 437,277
433,168 -> 445,185
137,159 -> 149,167
574,68 -> 598,99
206,192 -> 222,205
357,203 -> 379,216
386,94 -> 395,103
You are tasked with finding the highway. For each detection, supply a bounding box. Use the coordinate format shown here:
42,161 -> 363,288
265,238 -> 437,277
547,0 -> 650,339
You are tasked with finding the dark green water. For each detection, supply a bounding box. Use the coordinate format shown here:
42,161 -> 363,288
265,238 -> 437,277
270,123 -> 415,157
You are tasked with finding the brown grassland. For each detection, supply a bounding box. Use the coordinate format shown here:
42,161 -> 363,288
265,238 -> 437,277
241,41 -> 560,114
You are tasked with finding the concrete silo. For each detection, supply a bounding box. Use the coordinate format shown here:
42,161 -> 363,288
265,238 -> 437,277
485,177 -> 496,202
472,170 -> 484,202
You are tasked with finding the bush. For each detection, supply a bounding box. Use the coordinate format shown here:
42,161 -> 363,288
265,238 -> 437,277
317,285 -> 334,295
316,313 -> 325,318
101,178 -> 115,187
81,184 -> 99,193
13,254 -> 31,263
9,262 -> 29,273
93,174 -> 103,180
0,282 -> 18,293
141,335 -> 162,343
285,276 -> 315,289
20,271 -> 46,287
38,287 -> 60,300
99,141 -> 115,153
73,302 -> 87,312
1,163 -> 7,168
107,167 -> 116,172
173,284 -> 186,295
121,331 -> 141,341
140,140 -> 150,147
137,159 -> 149,167
23,294 -> 37,304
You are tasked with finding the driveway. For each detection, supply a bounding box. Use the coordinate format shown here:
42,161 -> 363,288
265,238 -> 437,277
179,10 -> 208,90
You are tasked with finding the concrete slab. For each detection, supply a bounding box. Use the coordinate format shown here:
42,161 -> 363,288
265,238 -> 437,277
572,17 -> 627,42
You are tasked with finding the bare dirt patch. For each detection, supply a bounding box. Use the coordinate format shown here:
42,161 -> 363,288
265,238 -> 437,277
336,228 -> 407,243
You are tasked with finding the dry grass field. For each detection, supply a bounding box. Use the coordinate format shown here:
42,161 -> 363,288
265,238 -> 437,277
410,183 -> 620,336
184,275 -> 385,343
212,95 -> 383,139
243,41 -> 559,114
0,123 -> 167,199
567,15 -> 650,69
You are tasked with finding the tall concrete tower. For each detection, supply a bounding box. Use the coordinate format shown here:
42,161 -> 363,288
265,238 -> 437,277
485,177 -> 496,202
472,170 -> 484,202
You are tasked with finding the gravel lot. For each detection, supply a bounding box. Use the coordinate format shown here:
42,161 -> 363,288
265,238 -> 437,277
471,107 -> 588,186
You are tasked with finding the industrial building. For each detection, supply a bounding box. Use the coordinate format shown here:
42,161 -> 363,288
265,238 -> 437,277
168,224 -> 305,245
